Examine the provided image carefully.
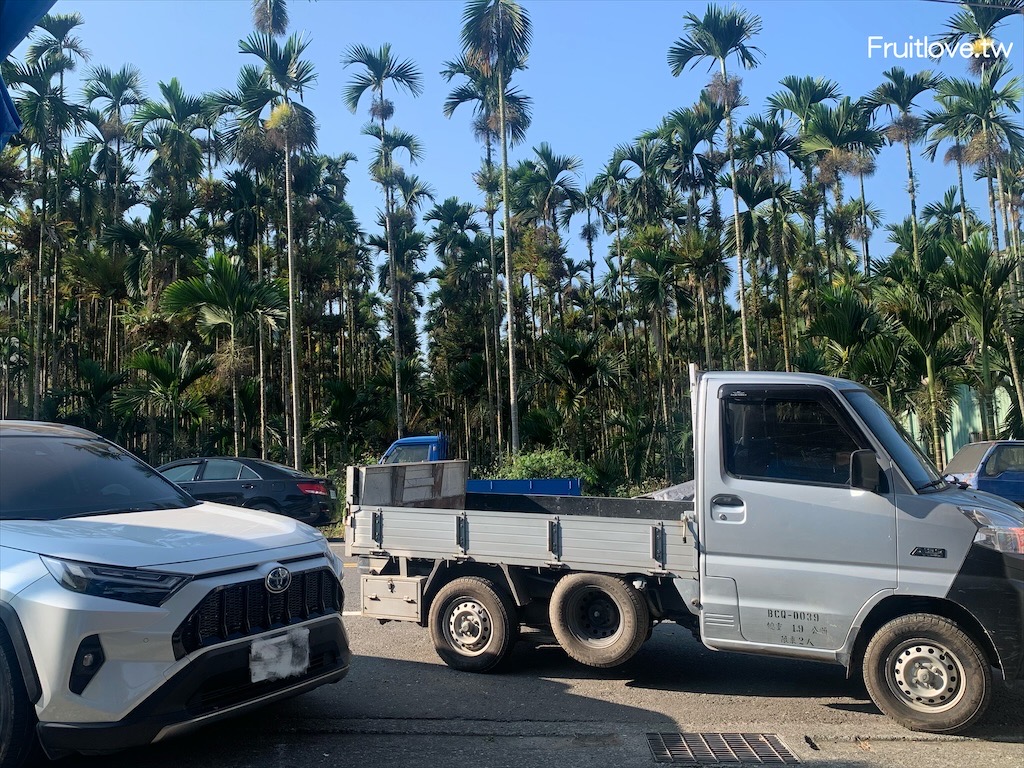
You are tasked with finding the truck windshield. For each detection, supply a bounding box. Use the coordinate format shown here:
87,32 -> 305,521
843,390 -> 942,491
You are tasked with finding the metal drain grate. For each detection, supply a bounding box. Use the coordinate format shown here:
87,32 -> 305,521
647,733 -> 801,764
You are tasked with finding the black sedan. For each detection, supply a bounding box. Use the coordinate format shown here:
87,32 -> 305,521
157,457 -> 338,526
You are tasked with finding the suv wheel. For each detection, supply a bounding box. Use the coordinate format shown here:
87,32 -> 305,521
0,632 -> 39,768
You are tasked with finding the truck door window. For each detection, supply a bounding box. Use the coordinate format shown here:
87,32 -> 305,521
723,390 -> 864,486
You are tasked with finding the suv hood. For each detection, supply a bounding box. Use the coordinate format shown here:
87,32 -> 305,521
0,503 -> 325,567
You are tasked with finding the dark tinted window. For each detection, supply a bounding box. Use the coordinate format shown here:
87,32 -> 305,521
0,435 -> 195,520
162,463 -> 199,483
202,459 -> 243,481
254,460 -> 307,478
239,465 -> 261,480
724,391 -> 862,486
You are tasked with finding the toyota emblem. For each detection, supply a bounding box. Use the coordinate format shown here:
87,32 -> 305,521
265,566 -> 291,594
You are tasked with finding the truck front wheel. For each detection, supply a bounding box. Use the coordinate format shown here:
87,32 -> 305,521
428,577 -> 518,673
549,573 -> 650,668
863,613 -> 992,734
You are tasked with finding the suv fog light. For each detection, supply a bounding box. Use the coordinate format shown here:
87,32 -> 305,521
69,635 -> 105,694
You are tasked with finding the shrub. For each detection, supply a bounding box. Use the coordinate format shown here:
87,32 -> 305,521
491,448 -> 598,490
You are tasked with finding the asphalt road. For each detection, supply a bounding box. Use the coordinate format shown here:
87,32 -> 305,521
63,557 -> 1023,768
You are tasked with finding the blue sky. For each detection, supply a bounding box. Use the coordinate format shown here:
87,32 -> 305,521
12,0 -> 1024,280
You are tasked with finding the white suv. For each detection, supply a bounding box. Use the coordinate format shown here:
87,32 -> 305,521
0,422 -> 351,767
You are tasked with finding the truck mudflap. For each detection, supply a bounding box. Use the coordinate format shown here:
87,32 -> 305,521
945,543 -> 1024,681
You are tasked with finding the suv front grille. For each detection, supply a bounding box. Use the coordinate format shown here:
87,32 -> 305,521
173,567 -> 341,659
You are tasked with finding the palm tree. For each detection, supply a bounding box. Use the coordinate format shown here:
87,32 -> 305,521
668,3 -> 763,370
251,0 -> 289,35
83,64 -> 144,223
4,54 -> 84,417
934,0 -> 1024,75
442,54 -> 532,449
101,204 -> 203,313
943,234 -> 1018,440
342,42 -> 422,439
236,31 -> 318,468
163,253 -> 287,455
131,78 -> 206,226
866,67 -> 943,271
931,63 -> 1024,256
460,0 -> 532,451
590,156 -> 631,353
766,75 -> 841,287
875,240 -> 960,464
801,97 -> 884,280
115,341 -> 215,463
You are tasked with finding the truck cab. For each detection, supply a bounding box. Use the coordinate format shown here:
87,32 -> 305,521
380,434 -> 449,464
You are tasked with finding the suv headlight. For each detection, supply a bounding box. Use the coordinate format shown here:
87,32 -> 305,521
41,556 -> 189,606
959,507 -> 1024,554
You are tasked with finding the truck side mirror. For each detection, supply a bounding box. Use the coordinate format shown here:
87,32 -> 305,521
850,449 -> 880,492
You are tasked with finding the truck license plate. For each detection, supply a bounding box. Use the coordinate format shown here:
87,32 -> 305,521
249,627 -> 310,683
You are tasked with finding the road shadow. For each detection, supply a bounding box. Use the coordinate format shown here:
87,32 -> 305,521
57,652 -> 681,768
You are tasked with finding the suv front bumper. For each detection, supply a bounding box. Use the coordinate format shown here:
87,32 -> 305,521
37,615 -> 350,757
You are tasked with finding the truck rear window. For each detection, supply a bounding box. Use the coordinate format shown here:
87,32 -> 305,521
944,443 -> 990,474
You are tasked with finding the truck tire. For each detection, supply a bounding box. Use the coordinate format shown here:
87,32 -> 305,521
863,613 -> 992,734
549,573 -> 650,668
428,577 -> 518,673
0,632 -> 38,768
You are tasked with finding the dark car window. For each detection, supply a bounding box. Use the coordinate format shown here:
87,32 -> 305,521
201,459 -> 243,481
945,443 -> 991,474
239,465 -> 261,480
983,444 -> 1024,476
253,459 -> 309,478
162,463 -> 200,483
0,435 -> 195,520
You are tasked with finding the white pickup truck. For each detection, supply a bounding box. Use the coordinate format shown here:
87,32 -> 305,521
346,369 -> 1023,735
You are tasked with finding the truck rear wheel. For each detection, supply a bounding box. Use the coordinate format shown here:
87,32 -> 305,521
549,573 -> 650,668
863,613 -> 991,734
428,576 -> 518,673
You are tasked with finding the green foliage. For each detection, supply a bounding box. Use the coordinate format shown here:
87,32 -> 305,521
490,447 -> 598,490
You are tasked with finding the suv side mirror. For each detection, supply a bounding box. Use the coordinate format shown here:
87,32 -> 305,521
851,449 -> 880,492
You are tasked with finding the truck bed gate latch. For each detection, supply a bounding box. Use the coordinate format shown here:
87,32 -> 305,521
651,522 -> 666,569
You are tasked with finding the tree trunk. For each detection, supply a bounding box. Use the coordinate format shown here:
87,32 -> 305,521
723,59 -> 750,371
284,133 -> 302,469
955,155 -> 969,245
904,138 -> 921,271
498,66 -> 520,452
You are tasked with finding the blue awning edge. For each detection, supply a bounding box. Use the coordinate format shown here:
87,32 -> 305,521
1,71 -> 20,149
1,0 -> 58,150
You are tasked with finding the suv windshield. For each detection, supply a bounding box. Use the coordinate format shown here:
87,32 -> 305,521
0,435 -> 196,520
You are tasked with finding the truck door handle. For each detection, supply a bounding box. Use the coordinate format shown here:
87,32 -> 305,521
711,495 -> 743,507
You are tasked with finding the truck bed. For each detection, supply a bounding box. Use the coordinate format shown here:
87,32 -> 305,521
345,462 -> 697,577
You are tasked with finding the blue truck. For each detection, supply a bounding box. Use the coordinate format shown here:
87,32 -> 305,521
379,435 -> 582,496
